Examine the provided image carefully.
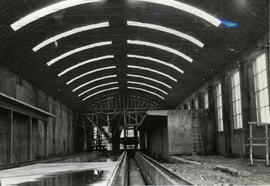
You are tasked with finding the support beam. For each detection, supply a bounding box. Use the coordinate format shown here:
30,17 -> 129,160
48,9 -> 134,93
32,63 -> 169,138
9,110 -> 13,163
86,116 -> 111,141
28,117 -> 32,160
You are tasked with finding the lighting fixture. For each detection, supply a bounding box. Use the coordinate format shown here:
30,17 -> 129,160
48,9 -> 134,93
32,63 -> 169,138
128,86 -> 165,100
47,41 -> 112,66
128,65 -> 177,82
33,22 -> 109,52
127,40 -> 192,63
131,0 -> 221,27
83,87 -> 119,101
58,55 -> 114,77
127,21 -> 204,47
78,81 -> 118,97
10,0 -> 104,31
127,54 -> 184,74
127,74 -> 172,89
127,81 -> 168,94
73,75 -> 117,92
66,66 -> 116,85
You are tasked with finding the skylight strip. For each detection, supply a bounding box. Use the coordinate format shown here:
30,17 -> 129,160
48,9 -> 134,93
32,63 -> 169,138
128,65 -> 177,82
72,75 -> 117,92
47,41 -> 112,66
128,86 -> 165,100
127,74 -> 172,89
33,22 -> 109,52
127,54 -> 184,74
127,21 -> 204,47
132,0 -> 221,27
10,0 -> 104,31
78,81 -> 118,97
128,81 -> 168,95
127,40 -> 193,63
83,87 -> 119,101
66,66 -> 116,85
58,55 -> 114,77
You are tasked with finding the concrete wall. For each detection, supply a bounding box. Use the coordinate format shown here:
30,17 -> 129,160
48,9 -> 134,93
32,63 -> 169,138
177,33 -> 269,158
146,116 -> 168,159
0,65 -> 75,165
144,110 -> 198,158
167,110 -> 192,155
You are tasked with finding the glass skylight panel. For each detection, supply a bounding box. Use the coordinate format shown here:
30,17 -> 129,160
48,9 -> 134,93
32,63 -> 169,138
127,40 -> 193,63
127,54 -> 184,74
82,87 -> 119,101
127,74 -> 172,89
131,0 -> 221,27
33,22 -> 109,52
78,81 -> 118,97
127,81 -> 168,95
47,41 -> 112,66
58,55 -> 114,77
128,86 -> 165,100
66,66 -> 116,85
10,0 -> 104,31
73,75 -> 117,92
127,21 -> 204,48
128,65 -> 177,82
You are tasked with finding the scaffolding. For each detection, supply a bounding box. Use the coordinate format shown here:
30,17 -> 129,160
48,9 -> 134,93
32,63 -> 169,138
247,122 -> 269,166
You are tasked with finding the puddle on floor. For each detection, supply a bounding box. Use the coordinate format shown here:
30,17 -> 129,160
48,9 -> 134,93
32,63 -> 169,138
1,169 -> 109,186
91,156 -> 118,162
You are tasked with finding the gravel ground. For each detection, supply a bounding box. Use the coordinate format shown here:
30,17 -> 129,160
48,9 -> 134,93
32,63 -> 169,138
163,155 -> 270,185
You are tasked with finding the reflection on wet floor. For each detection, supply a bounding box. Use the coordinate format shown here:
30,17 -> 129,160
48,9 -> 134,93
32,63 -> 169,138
91,156 -> 118,162
1,170 -> 109,186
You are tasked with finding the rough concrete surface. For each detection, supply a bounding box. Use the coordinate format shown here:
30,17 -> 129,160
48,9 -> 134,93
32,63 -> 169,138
164,155 -> 270,185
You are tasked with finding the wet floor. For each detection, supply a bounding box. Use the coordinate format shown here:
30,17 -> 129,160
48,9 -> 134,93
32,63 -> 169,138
1,169 -> 109,186
0,162 -> 117,186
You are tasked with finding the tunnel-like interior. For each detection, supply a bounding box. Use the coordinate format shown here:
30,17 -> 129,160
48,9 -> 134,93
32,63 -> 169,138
0,0 -> 269,185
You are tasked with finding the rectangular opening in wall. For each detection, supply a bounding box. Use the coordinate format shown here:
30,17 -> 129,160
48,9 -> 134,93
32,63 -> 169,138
231,69 -> 243,129
253,53 -> 270,123
216,82 -> 224,132
195,97 -> 199,110
204,91 -> 209,109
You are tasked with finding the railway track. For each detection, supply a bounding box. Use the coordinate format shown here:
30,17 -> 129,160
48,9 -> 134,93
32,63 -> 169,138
108,150 -> 193,186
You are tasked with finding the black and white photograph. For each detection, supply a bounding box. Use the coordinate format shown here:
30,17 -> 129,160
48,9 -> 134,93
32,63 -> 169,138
0,0 -> 269,185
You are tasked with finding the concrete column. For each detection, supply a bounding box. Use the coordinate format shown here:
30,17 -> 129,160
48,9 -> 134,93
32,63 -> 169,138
221,76 -> 232,156
45,122 -> 48,158
197,92 -> 204,109
239,63 -> 251,157
208,85 -> 217,153
123,111 -> 127,150
8,110 -> 14,163
28,117 -> 32,160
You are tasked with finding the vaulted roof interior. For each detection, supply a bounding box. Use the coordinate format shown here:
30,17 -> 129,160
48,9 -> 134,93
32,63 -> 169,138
0,0 -> 268,110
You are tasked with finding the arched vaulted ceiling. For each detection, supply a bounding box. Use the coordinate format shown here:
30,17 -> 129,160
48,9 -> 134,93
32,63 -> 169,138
0,0 -> 269,110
